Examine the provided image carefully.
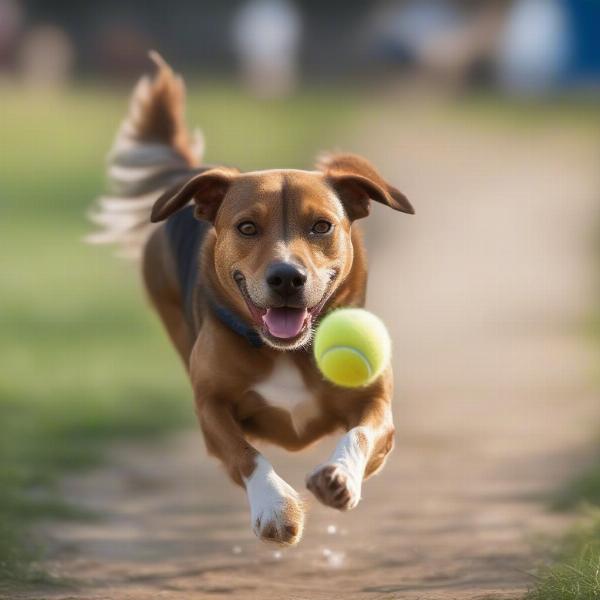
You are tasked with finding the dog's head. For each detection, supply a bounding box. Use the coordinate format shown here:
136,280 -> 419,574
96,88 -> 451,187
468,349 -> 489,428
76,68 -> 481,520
151,153 -> 413,350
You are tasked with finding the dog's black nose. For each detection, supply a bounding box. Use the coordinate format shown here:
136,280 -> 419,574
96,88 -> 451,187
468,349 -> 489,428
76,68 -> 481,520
266,262 -> 307,298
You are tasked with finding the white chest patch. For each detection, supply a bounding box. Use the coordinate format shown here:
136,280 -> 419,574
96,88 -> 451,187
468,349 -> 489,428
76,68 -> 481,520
252,357 -> 321,434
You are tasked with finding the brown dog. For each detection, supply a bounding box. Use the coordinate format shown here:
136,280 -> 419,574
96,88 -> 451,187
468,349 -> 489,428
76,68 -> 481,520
90,56 -> 413,546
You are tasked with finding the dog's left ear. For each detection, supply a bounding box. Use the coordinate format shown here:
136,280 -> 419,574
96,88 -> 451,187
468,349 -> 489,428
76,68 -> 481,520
317,152 -> 414,221
151,167 -> 239,223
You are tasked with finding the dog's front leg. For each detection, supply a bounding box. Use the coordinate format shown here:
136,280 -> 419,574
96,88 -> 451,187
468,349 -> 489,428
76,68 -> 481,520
196,396 -> 304,545
306,385 -> 394,511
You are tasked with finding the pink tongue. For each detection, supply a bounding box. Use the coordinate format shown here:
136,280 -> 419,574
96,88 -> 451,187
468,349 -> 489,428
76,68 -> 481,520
263,308 -> 308,339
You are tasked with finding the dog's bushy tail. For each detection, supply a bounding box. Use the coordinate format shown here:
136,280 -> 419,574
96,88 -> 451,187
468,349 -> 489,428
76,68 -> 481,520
87,52 -> 203,258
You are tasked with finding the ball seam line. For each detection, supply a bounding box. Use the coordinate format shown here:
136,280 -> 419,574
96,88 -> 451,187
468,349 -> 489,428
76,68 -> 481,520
319,346 -> 373,378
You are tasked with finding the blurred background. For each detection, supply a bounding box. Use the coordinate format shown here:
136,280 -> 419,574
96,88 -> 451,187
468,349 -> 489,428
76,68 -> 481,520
2,0 -> 600,93
1,1 -> 600,598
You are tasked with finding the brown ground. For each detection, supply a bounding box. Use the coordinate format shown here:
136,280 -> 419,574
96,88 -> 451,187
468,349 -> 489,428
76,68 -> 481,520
16,104 -> 600,599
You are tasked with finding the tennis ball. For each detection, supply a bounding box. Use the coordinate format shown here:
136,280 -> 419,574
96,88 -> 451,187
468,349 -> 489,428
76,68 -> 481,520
313,308 -> 391,388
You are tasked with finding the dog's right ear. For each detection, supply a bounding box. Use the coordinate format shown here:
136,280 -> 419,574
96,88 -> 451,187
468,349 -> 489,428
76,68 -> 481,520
150,167 -> 238,223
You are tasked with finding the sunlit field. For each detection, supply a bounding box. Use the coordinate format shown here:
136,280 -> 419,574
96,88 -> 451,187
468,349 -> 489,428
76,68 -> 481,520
2,79 -> 600,595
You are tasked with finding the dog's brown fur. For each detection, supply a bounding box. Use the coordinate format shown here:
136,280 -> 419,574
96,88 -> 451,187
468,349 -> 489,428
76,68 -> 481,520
90,56 -> 413,546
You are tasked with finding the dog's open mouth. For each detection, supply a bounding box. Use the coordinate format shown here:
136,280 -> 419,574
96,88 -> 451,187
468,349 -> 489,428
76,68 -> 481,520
262,307 -> 310,339
234,272 -> 327,341
248,301 -> 315,341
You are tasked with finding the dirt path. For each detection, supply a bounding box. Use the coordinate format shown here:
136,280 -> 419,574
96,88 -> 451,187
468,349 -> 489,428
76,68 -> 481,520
21,106 -> 600,599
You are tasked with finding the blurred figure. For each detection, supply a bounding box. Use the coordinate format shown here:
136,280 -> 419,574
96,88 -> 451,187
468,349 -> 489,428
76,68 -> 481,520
18,24 -> 74,88
232,0 -> 302,98
369,0 -> 507,90
497,0 -> 573,95
0,0 -> 23,72
371,0 -> 462,68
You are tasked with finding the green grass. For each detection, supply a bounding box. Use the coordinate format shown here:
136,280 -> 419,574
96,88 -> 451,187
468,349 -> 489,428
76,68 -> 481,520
552,455 -> 600,512
525,364 -> 600,595
456,93 -> 600,132
0,217 -> 193,587
526,511 -> 600,600
0,82 -> 358,588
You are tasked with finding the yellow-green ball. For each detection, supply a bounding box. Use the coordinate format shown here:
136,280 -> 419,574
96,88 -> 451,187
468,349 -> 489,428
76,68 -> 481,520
313,308 -> 391,388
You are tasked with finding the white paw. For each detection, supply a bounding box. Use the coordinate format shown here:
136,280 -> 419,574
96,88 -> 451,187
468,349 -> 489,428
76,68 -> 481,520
306,463 -> 362,511
245,457 -> 304,545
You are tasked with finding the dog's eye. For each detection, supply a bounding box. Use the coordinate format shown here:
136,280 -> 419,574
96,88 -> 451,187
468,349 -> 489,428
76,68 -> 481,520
311,220 -> 332,235
237,221 -> 258,236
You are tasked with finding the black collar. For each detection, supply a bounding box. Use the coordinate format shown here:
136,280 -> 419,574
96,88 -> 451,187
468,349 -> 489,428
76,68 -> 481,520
209,300 -> 264,348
